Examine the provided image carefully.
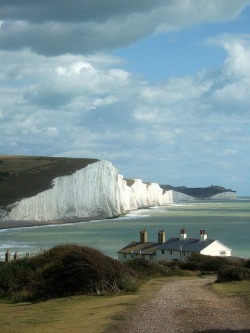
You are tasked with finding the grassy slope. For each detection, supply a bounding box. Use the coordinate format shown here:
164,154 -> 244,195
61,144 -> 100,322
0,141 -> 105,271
0,278 -> 167,333
211,280 -> 250,306
160,184 -> 236,199
0,155 -> 99,208
0,276 -> 248,333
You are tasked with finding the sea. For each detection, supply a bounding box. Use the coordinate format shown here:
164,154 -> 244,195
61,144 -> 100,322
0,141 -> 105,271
0,198 -> 249,261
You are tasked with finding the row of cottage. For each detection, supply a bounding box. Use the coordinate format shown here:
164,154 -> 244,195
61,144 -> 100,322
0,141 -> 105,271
117,229 -> 232,262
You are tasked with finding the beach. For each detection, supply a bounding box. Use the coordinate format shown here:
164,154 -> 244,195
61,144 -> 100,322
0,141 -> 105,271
0,216 -> 102,230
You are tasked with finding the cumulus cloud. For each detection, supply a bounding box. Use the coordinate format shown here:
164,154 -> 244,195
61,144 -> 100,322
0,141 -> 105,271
1,34 -> 249,165
0,0 -> 249,55
0,1 -> 250,194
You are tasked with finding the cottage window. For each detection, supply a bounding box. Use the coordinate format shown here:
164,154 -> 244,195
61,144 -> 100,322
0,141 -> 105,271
150,255 -> 153,260
161,250 -> 165,254
170,250 -> 173,255
124,254 -> 126,259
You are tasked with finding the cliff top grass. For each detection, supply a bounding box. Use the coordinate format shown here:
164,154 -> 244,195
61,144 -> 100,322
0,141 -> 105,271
0,155 -> 99,208
160,184 -> 236,198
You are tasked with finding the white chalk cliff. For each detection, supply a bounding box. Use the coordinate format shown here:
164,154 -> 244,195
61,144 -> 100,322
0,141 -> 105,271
2,160 -> 237,221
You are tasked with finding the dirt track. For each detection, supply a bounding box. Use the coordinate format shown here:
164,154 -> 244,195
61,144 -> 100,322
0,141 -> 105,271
121,276 -> 250,333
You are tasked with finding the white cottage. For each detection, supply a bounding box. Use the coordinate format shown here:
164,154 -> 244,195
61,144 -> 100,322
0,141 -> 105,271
117,229 -> 232,262
156,228 -> 232,261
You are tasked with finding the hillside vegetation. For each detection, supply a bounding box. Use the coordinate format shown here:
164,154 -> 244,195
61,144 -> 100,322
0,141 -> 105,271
160,184 -> 236,199
0,244 -> 249,303
0,155 -> 98,208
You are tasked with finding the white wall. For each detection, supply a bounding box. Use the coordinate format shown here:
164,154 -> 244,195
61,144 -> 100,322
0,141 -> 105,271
200,241 -> 232,256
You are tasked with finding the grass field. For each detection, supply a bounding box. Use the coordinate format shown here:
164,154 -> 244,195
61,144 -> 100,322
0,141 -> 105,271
1,276 -> 249,332
0,278 -> 167,333
211,280 -> 250,306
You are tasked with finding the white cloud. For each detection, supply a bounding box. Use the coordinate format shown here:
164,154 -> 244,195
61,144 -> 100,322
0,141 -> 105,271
0,2 -> 250,194
0,1 -> 249,55
1,35 -> 249,162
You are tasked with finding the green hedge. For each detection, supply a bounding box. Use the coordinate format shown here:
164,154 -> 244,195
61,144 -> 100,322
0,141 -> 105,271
0,244 -> 139,302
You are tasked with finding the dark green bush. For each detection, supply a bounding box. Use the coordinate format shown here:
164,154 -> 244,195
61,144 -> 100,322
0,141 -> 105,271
125,258 -> 166,277
185,253 -> 245,274
0,244 -> 138,301
217,265 -> 250,282
245,258 -> 250,269
0,258 -> 34,296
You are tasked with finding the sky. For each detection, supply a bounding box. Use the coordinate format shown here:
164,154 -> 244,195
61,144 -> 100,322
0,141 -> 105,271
0,0 -> 250,196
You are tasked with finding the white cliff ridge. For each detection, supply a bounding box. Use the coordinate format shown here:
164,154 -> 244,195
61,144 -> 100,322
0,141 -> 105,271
2,160 -> 237,221
4,161 -> 125,221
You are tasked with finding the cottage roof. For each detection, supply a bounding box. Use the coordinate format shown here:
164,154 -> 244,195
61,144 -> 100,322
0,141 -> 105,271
156,237 -> 216,252
117,241 -> 158,255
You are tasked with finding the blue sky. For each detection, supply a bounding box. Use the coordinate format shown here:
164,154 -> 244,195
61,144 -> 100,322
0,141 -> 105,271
0,0 -> 250,195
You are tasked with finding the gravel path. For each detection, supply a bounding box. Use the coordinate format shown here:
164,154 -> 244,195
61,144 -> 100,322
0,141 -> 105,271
121,276 -> 250,333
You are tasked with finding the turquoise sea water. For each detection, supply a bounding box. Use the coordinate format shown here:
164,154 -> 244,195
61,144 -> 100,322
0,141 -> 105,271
0,198 -> 249,260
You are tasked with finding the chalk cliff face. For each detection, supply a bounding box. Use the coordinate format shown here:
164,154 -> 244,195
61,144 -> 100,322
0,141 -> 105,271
162,190 -> 195,204
207,192 -> 237,200
1,159 -> 237,221
4,161 -> 125,221
126,180 -> 163,209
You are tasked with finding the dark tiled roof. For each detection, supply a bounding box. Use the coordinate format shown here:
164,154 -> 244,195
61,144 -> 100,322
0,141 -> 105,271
117,241 -> 158,255
156,238 -> 215,252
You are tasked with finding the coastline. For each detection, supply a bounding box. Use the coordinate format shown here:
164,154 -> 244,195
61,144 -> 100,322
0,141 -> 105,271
0,216 -> 104,230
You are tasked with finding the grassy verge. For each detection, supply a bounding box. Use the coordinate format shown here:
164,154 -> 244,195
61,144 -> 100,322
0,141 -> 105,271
0,277 -> 168,333
211,280 -> 250,306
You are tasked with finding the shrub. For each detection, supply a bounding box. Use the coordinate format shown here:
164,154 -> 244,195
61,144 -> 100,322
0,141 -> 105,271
0,244 -> 139,301
245,258 -> 250,269
185,253 -> 245,274
0,258 -> 34,296
125,258 -> 166,277
217,265 -> 250,282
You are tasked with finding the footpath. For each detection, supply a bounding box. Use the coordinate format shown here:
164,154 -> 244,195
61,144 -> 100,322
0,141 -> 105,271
120,276 -> 250,333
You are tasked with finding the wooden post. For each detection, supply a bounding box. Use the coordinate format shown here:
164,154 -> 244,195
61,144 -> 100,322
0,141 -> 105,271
5,250 -> 10,263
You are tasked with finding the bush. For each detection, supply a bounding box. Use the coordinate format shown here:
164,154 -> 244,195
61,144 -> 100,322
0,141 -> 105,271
185,253 -> 245,274
0,258 -> 34,296
125,258 -> 166,277
245,258 -> 250,269
217,265 -> 250,282
0,244 -> 139,301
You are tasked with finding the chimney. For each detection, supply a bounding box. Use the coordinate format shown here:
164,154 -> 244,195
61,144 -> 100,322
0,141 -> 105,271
140,229 -> 148,243
200,230 -> 207,241
180,228 -> 187,240
158,230 -> 166,244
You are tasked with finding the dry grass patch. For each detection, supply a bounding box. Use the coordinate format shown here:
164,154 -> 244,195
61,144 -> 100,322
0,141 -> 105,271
0,277 -> 168,333
211,280 -> 250,306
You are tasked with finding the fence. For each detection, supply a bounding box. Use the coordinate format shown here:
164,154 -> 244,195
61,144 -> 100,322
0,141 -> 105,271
0,249 -> 34,263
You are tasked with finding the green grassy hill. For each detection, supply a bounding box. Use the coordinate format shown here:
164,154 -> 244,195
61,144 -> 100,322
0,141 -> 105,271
0,155 -> 98,208
160,184 -> 236,199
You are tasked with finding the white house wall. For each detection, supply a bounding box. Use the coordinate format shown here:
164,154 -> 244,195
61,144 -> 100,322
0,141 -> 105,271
156,249 -> 185,261
200,240 -> 232,256
118,252 -> 155,262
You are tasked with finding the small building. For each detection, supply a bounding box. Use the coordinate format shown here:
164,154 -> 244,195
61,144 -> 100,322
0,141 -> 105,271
117,229 -> 165,262
117,228 -> 232,262
156,228 -> 232,261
